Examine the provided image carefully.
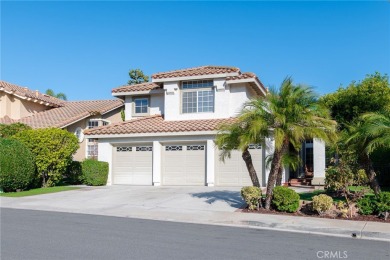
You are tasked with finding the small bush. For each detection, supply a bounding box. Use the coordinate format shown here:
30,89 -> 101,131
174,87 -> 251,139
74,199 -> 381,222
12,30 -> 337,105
81,159 -> 108,186
357,196 -> 375,215
272,186 -> 300,213
0,138 -> 35,192
241,186 -> 262,210
375,192 -> 390,214
63,161 -> 82,185
312,194 -> 333,215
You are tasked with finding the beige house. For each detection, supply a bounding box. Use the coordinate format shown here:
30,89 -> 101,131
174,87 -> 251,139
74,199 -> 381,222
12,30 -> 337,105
0,80 -> 124,161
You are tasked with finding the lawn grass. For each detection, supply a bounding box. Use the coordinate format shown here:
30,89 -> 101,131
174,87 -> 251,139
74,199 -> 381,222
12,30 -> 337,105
0,186 -> 80,197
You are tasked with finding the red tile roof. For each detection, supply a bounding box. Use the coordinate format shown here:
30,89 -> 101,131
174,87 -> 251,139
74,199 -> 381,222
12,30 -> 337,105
18,100 -> 124,128
152,66 -> 240,79
84,115 -> 237,135
112,82 -> 162,93
0,116 -> 16,124
226,72 -> 257,81
0,80 -> 65,107
226,72 -> 267,95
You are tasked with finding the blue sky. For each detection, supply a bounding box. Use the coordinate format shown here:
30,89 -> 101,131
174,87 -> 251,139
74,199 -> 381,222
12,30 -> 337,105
1,1 -> 389,100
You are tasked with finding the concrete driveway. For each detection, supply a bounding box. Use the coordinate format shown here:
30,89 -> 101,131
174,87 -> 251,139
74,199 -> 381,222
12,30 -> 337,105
0,186 -> 245,217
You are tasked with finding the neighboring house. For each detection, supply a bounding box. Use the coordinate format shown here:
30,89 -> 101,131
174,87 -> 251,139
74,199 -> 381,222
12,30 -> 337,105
0,80 -> 124,161
85,65 -> 326,187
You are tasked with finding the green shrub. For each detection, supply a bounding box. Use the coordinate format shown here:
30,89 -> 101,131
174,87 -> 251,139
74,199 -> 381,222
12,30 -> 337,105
312,194 -> 333,215
241,186 -> 262,210
63,161 -> 82,185
272,186 -> 300,213
13,128 -> 79,187
0,123 -> 31,138
0,138 -> 35,192
357,196 -> 375,215
81,159 -> 108,186
375,192 -> 390,214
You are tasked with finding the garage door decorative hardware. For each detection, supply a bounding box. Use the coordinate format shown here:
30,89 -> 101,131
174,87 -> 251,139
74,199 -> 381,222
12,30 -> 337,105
165,145 -> 183,151
136,146 -> 153,152
187,145 -> 205,151
116,147 -> 132,152
248,144 -> 262,149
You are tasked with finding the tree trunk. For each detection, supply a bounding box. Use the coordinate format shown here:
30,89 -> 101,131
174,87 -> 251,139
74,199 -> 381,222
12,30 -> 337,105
242,148 -> 260,188
361,154 -> 381,195
276,166 -> 283,186
265,139 -> 289,210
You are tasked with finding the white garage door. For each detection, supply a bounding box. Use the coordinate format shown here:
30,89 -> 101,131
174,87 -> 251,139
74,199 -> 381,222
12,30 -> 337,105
112,145 -> 153,185
215,144 -> 262,186
162,144 -> 206,186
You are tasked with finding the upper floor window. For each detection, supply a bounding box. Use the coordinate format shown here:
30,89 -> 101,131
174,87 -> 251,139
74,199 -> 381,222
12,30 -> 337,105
134,98 -> 149,114
88,119 -> 110,129
182,80 -> 214,114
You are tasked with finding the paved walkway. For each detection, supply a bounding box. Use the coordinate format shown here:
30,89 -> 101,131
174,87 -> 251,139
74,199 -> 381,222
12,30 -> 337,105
1,186 -> 389,241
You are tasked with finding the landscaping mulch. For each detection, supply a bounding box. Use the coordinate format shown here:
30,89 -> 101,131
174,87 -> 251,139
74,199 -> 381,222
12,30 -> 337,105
240,206 -> 389,223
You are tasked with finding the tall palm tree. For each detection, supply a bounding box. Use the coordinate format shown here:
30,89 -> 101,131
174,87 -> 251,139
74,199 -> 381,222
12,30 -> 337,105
237,77 -> 337,209
45,89 -> 67,100
346,110 -> 390,194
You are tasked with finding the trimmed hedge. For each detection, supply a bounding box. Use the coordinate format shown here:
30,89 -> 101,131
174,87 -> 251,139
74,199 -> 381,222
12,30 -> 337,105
241,186 -> 262,210
272,186 -> 300,213
81,159 -> 109,186
0,138 -> 36,192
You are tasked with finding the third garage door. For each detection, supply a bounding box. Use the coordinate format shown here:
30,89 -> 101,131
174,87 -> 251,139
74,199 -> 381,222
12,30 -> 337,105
215,144 -> 262,186
162,144 -> 206,185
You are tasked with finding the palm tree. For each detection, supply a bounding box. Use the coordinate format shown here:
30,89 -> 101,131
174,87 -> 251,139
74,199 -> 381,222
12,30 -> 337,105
346,110 -> 390,194
219,77 -> 337,209
45,89 -> 67,100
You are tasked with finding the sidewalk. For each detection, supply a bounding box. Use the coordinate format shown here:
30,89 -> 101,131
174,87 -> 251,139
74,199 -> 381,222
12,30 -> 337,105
1,186 -> 389,242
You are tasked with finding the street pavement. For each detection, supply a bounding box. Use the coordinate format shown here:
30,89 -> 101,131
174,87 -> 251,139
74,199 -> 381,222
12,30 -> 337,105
1,208 -> 389,260
1,185 -> 389,241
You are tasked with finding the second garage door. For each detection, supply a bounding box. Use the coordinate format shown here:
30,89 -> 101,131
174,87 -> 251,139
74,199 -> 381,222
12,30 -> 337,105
162,144 -> 206,185
215,144 -> 262,186
112,145 -> 153,185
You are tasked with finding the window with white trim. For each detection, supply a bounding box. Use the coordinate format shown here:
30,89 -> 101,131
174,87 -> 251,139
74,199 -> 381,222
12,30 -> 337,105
182,80 -> 214,113
134,98 -> 149,114
87,138 -> 99,159
87,119 -> 110,129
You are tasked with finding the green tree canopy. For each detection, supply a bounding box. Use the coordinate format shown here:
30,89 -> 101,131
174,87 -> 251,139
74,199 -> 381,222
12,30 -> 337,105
128,69 -> 149,85
13,128 -> 79,187
320,72 -> 390,129
45,89 -> 68,100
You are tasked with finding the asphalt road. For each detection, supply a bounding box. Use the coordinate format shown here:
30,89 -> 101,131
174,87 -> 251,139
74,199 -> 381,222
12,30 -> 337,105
1,208 -> 389,260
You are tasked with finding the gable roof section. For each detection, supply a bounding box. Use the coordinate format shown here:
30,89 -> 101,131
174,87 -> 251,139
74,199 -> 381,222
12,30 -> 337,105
152,66 -> 240,81
0,80 -> 65,107
226,72 -> 267,95
84,115 -> 237,136
112,82 -> 162,94
18,100 -> 124,129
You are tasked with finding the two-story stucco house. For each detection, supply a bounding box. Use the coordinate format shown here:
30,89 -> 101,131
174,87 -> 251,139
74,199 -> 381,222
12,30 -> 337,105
85,65 -> 326,187
0,80 -> 124,161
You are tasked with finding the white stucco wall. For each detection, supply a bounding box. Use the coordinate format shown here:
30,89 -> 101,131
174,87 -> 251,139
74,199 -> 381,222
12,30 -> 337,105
312,138 -> 326,185
125,94 -> 164,120
98,142 -> 113,185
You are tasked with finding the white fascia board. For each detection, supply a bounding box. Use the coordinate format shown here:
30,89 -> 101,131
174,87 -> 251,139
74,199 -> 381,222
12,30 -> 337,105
228,79 -> 267,96
112,89 -> 164,97
151,73 -> 239,83
86,130 -> 218,139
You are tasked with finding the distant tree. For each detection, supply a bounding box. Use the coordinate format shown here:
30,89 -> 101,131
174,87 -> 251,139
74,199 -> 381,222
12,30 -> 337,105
45,89 -> 68,100
128,69 -> 149,85
320,72 -> 390,129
